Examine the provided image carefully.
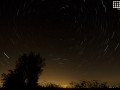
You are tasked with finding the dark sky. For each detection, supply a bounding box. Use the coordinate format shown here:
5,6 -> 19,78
0,0 -> 120,88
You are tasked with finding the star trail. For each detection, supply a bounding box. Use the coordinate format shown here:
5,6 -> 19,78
0,0 -> 120,88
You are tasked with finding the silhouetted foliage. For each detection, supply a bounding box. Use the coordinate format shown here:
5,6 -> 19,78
1,70 -> 26,88
44,82 -> 63,88
1,51 -> 46,88
1,51 -> 120,89
69,80 -> 109,88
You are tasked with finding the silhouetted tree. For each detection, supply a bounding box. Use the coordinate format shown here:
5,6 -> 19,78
99,82 -> 108,88
1,51 -> 46,88
1,70 -> 26,88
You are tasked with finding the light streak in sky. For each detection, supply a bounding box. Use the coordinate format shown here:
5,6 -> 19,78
115,43 -> 119,50
101,0 -> 106,13
4,52 -> 9,59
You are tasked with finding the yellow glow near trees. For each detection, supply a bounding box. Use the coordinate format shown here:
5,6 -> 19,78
61,85 -> 69,88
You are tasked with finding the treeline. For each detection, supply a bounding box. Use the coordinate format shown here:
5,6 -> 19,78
0,51 -> 119,89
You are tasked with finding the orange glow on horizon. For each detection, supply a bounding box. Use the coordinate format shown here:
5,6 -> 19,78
61,85 -> 69,88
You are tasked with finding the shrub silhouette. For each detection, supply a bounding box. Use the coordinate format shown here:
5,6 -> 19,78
44,82 -> 63,88
1,51 -> 46,88
69,80 -> 110,88
1,70 -> 26,88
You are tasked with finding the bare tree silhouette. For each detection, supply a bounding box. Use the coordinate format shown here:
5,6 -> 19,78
1,51 -> 46,88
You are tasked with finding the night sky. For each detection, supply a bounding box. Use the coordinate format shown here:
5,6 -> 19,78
0,0 -> 120,88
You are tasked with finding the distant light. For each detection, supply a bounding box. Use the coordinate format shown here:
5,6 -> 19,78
61,85 -> 68,88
